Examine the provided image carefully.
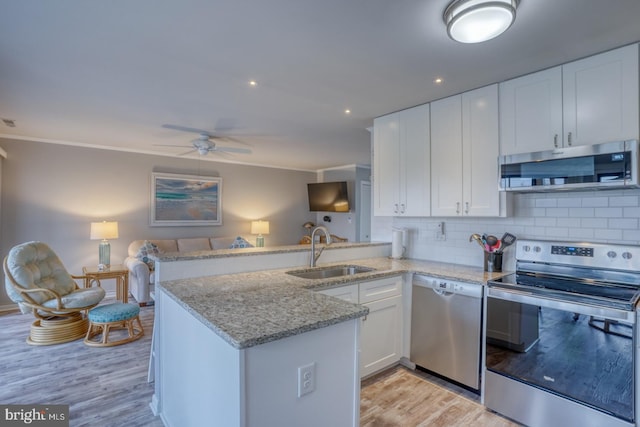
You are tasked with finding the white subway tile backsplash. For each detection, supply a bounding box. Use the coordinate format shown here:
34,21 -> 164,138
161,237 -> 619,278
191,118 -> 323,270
581,197 -> 609,207
568,207 -> 595,217
624,207 -> 640,217
557,198 -> 582,208
557,218 -> 579,228
609,195 -> 639,207
608,218 -> 638,229
594,207 -> 623,218
545,208 -> 569,217
545,227 -> 569,237
535,198 -> 557,208
568,228 -> 595,239
581,218 -> 608,228
594,228 -> 623,241
535,217 -> 557,227
391,190 -> 640,267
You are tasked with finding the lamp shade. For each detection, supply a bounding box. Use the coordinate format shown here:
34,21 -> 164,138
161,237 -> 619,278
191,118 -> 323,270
444,0 -> 518,44
251,220 -> 270,235
90,221 -> 119,240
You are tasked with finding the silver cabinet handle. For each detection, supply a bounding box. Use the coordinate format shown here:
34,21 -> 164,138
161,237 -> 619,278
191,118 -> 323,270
554,134 -> 558,148
394,204 -> 398,214
465,202 -> 469,214
400,203 -> 405,214
567,132 -> 572,146
456,202 -> 460,214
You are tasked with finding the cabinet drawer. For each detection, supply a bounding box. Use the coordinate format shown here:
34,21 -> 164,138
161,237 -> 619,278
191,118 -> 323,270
319,284 -> 359,303
359,276 -> 402,304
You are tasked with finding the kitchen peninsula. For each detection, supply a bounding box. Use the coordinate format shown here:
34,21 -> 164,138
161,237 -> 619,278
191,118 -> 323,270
149,243 -> 501,427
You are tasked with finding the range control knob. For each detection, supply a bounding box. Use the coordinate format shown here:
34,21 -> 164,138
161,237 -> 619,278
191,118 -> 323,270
607,251 -> 617,259
622,252 -> 633,260
533,246 -> 542,253
522,245 -> 531,252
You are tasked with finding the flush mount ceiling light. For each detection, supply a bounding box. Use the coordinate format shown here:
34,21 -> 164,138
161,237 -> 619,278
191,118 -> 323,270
444,0 -> 518,44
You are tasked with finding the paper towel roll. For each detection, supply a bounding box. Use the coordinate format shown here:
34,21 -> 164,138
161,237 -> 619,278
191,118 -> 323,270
391,229 -> 405,259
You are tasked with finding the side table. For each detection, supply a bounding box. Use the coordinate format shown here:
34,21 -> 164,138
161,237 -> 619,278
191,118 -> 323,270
83,264 -> 130,304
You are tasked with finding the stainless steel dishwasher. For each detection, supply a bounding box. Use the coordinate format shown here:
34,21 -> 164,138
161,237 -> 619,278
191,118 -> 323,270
410,274 -> 483,391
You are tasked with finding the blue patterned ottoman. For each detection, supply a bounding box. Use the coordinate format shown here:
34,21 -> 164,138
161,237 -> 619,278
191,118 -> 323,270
84,303 -> 144,347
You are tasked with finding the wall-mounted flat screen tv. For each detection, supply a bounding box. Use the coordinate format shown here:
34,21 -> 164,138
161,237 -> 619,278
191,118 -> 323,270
307,181 -> 350,212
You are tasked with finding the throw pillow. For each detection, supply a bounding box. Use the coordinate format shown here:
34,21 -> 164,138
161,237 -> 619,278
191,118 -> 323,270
229,236 -> 254,249
136,240 -> 161,270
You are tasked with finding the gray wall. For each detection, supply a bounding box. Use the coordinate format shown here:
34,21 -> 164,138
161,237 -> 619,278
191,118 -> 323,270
316,165 -> 371,242
0,138 -> 317,307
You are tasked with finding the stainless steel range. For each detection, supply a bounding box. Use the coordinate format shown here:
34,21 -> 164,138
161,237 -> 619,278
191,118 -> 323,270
485,239 -> 640,427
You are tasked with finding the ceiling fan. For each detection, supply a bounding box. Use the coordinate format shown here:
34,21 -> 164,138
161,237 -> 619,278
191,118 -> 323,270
156,124 -> 252,156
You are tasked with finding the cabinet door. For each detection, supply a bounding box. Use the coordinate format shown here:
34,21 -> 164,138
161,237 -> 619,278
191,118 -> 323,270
373,113 -> 400,216
430,95 -> 463,216
400,104 -> 431,216
499,67 -> 563,155
463,84 -> 501,216
360,294 -> 402,378
563,44 -> 639,147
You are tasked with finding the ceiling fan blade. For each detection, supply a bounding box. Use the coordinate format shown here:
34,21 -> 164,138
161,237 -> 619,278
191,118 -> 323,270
162,124 -> 213,135
215,135 -> 252,146
153,143 -> 195,148
213,146 -> 252,154
178,149 -> 198,156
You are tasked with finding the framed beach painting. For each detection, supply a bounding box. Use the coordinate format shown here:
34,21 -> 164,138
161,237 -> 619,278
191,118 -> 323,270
150,172 -> 222,226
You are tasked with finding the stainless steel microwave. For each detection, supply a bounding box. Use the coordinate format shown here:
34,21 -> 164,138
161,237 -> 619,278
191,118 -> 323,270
499,140 -> 639,192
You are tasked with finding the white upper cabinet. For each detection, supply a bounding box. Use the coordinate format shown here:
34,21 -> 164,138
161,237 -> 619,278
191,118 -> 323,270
373,104 -> 430,217
500,44 -> 639,155
563,44 -> 639,147
431,84 -> 501,217
499,67 -> 563,155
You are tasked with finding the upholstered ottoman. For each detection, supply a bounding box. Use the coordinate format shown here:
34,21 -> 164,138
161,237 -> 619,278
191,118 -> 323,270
84,303 -> 144,347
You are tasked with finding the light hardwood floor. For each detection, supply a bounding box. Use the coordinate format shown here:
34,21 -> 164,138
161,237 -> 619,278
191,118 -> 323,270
1,299 -> 517,426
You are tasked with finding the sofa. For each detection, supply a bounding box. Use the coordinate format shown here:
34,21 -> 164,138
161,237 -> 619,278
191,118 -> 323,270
123,236 -> 255,305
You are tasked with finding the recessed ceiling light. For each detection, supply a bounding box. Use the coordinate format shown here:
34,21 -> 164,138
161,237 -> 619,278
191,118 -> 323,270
344,109 -> 351,114
433,77 -> 444,84
444,0 -> 518,44
249,80 -> 257,87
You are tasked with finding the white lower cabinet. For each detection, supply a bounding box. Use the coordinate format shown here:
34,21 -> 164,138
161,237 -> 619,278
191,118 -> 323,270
360,294 -> 402,378
320,276 -> 403,378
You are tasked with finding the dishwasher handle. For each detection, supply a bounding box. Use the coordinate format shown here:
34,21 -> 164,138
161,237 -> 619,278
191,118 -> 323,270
413,275 -> 483,299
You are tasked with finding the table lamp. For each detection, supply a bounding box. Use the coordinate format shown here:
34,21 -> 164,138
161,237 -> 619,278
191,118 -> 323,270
90,221 -> 119,270
251,220 -> 270,247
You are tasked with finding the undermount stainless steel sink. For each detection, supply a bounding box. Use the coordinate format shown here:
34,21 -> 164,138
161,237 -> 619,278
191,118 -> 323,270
286,265 -> 375,280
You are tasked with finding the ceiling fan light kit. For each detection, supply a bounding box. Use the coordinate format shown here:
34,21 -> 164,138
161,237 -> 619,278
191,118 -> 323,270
157,124 -> 252,156
444,0 -> 518,44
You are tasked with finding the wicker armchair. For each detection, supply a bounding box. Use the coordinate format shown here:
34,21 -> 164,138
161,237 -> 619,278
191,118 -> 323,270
4,241 -> 106,345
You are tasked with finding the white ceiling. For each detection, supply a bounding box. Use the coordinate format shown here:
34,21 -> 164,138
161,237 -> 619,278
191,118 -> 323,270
1,1 -> 640,171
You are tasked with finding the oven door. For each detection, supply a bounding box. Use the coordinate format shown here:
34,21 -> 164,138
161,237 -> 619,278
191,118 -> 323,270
485,287 -> 637,425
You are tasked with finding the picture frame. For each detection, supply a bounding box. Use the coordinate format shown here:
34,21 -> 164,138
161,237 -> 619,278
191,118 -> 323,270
150,172 -> 222,226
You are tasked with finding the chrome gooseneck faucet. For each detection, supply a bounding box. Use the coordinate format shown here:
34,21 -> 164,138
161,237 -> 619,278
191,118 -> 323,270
310,226 -> 332,267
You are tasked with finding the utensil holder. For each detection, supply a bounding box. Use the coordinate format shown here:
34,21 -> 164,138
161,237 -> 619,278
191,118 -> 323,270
484,252 -> 503,272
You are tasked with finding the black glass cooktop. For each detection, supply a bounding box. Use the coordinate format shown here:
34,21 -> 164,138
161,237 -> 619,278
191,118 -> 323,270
490,272 -> 640,311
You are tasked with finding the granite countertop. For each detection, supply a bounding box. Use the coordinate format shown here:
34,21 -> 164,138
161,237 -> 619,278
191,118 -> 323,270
154,241 -> 389,261
158,255 -> 510,350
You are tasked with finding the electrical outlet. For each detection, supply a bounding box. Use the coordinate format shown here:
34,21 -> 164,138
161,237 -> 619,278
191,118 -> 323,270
298,362 -> 316,397
435,221 -> 447,241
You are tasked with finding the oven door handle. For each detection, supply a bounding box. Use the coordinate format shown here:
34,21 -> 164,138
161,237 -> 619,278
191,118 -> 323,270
487,287 -> 636,323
